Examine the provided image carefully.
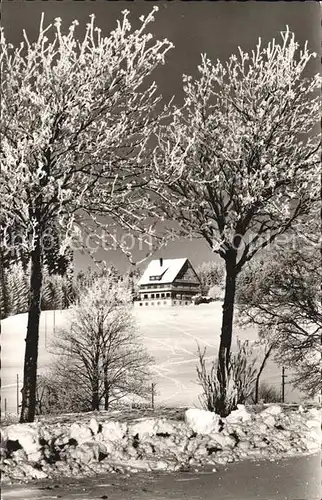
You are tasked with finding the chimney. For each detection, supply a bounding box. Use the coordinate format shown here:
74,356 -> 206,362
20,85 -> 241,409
159,257 -> 163,267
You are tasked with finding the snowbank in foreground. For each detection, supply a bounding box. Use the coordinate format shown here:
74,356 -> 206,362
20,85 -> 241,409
1,405 -> 320,483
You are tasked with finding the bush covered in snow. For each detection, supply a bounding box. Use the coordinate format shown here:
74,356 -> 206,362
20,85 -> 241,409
197,340 -> 258,415
253,382 -> 282,404
207,285 -> 224,301
193,294 -> 214,305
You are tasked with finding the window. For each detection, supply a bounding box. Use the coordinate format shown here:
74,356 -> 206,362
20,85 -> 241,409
161,293 -> 165,298
185,302 -> 188,305
144,294 -> 148,299
173,300 -> 176,305
140,303 -> 143,306
151,294 -> 155,299
151,302 -> 154,306
150,275 -> 161,281
166,293 -> 170,297
156,293 -> 160,298
145,302 -> 148,306
157,301 -> 160,305
164,301 -> 167,305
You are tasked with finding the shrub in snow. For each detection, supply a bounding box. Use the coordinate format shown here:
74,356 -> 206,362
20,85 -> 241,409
229,340 -> 258,405
196,345 -> 237,415
252,382 -> 281,404
197,339 -> 257,416
193,294 -> 214,305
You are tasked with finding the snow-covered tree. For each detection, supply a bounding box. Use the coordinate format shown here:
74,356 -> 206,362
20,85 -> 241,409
237,214 -> 321,399
0,260 -> 75,318
0,222 -> 30,319
0,8 -> 172,422
196,261 -> 224,295
1,261 -> 29,317
51,271 -> 154,411
0,221 -> 73,318
152,29 -> 320,415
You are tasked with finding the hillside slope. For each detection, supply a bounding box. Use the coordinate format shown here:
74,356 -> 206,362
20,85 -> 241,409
1,304 -> 295,414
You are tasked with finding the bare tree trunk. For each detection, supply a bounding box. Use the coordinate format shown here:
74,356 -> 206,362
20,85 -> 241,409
104,382 -> 109,411
91,350 -> 100,411
0,246 -> 9,319
103,358 -> 110,410
255,344 -> 273,403
20,240 -> 43,423
129,262 -> 136,303
91,372 -> 100,411
217,250 -> 237,416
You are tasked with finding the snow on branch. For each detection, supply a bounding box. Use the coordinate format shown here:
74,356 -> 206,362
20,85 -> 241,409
151,28 -> 320,265
0,9 -> 173,260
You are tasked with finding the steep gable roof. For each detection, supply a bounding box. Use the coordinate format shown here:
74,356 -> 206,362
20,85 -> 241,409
138,258 -> 199,286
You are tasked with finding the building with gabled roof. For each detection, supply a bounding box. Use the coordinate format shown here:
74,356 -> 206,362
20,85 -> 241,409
136,257 -> 201,307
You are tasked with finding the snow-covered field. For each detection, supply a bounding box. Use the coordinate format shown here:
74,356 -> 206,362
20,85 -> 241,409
1,304 -> 299,414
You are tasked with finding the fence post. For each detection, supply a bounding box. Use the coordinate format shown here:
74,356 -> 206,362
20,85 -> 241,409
281,367 -> 287,403
45,310 -> 47,349
16,373 -> 19,415
4,398 -> 7,416
151,382 -> 156,410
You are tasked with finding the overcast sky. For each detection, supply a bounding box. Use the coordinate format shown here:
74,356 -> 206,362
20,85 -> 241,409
2,1 -> 320,272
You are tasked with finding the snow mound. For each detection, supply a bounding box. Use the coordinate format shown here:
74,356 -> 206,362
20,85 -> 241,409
101,421 -> 126,442
185,409 -> 220,434
226,405 -> 252,424
130,418 -> 177,438
260,405 -> 282,416
3,424 -> 42,462
1,404 -> 320,483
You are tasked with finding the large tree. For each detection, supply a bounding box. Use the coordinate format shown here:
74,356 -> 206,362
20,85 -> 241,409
0,8 -> 172,422
151,29 -> 320,415
51,272 -> 153,411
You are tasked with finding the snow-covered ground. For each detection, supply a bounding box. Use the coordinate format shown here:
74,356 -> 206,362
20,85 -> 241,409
1,304 -> 301,414
1,405 -> 320,483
